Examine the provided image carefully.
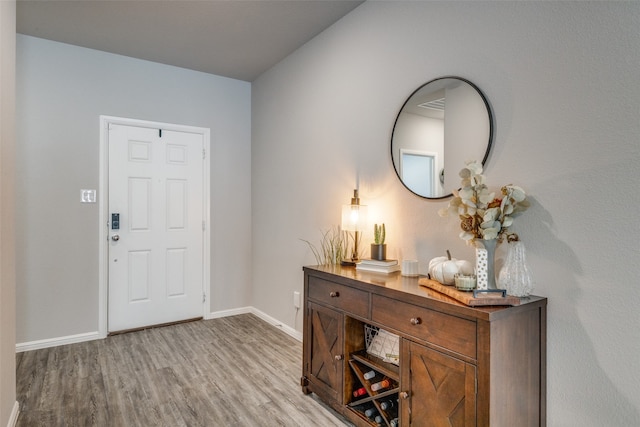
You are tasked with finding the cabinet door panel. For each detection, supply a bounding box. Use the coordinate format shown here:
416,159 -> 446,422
403,341 -> 476,427
308,302 -> 344,402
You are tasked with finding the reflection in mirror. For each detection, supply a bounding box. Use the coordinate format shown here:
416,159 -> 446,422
391,77 -> 493,199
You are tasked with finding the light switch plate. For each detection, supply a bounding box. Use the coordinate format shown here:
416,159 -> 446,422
81,189 -> 96,203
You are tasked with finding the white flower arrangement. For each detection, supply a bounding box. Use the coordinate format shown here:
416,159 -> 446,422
438,160 -> 529,243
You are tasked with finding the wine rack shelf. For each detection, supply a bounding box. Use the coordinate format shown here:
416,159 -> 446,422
348,350 -> 399,427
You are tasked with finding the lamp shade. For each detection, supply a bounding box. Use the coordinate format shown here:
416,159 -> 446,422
341,203 -> 368,232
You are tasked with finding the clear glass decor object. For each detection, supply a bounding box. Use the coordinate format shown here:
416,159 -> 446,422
498,240 -> 534,297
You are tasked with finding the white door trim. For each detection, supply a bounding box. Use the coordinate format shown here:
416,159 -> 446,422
98,115 -> 211,338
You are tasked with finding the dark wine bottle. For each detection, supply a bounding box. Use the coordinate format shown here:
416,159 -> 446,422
380,399 -> 396,410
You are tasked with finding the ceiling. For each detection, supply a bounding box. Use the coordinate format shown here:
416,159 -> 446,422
16,0 -> 364,82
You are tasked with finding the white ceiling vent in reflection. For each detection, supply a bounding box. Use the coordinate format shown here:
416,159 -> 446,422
418,98 -> 445,111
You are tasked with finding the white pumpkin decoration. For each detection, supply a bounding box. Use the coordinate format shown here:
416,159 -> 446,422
428,250 -> 474,285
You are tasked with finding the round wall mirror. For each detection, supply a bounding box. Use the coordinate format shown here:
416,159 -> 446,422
391,77 -> 493,199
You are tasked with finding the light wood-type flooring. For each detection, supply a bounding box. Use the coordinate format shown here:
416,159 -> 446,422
16,314 -> 351,426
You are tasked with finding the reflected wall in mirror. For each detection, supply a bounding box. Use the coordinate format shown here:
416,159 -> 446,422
391,77 -> 493,199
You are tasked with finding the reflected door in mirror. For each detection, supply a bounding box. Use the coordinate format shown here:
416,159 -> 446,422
391,77 -> 493,199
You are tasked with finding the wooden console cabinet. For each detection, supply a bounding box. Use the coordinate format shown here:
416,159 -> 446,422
301,265 -> 547,427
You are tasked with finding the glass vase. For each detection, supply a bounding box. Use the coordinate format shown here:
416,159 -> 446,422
475,239 -> 497,290
498,240 -> 534,297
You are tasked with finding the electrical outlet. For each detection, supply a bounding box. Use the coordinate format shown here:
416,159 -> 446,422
293,291 -> 301,309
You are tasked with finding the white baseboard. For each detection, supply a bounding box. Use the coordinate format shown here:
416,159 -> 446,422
206,306 -> 254,319
249,307 -> 303,342
6,401 -> 19,427
16,331 -> 102,353
15,307 -> 302,353
209,306 -> 303,342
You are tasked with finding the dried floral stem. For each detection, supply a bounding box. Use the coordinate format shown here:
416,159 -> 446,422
438,160 -> 529,244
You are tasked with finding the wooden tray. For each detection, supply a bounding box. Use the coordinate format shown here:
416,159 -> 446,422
418,278 -> 521,306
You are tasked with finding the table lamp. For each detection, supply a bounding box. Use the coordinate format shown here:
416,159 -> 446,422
341,189 -> 368,265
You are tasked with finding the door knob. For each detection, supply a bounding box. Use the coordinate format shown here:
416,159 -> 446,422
111,234 -> 120,241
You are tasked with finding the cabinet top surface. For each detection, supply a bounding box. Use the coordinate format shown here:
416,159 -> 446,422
303,265 -> 546,320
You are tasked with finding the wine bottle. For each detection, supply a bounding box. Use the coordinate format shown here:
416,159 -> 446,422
353,387 -> 366,397
364,407 -> 377,418
380,399 -> 396,410
370,378 -> 390,392
363,370 -> 376,380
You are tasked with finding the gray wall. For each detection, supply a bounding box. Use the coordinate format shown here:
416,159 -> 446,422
1,2 -> 16,424
252,2 -> 640,425
16,35 -> 252,342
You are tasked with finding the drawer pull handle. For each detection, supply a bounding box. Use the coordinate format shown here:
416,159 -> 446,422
410,317 -> 422,325
329,291 -> 340,298
334,354 -> 344,361
400,391 -> 409,399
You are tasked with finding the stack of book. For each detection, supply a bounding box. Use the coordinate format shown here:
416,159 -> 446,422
356,259 -> 400,274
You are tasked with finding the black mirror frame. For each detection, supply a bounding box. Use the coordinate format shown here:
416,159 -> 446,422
390,76 -> 494,200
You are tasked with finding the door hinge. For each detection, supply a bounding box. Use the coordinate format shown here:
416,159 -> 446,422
202,220 -> 206,231
203,293 -> 206,303
202,148 -> 206,159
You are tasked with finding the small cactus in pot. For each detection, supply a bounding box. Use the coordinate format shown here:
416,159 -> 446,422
371,223 -> 387,260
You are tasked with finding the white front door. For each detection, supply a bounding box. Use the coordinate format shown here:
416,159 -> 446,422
108,123 -> 204,332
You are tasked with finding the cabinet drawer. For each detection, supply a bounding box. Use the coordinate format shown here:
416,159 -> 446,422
308,276 -> 369,318
371,294 -> 476,358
